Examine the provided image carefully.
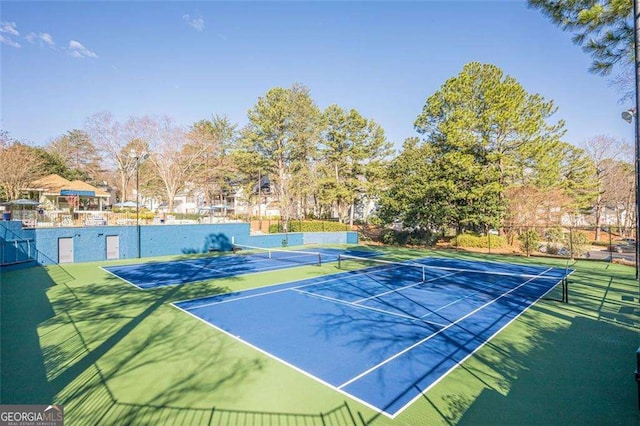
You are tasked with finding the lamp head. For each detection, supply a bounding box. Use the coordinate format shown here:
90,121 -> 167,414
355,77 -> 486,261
622,109 -> 635,123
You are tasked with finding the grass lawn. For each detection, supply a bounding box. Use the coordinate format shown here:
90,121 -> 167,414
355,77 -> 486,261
1,245 -> 639,425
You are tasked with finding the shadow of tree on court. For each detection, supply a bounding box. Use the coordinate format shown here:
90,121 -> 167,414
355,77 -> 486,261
299,260 -> 603,424
46,299 -> 356,425
350,265 -> 640,425
1,267 -> 57,404
3,255 -> 361,425
456,316 -> 640,426
180,232 -> 234,255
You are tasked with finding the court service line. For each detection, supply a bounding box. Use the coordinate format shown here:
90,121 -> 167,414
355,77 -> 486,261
418,271 -> 534,320
179,273 -> 369,309
353,271 -> 461,304
293,288 -> 448,328
337,267 -> 555,390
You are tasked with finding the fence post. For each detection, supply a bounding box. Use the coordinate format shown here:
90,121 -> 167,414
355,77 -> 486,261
569,227 -> 574,259
455,229 -> 459,251
609,229 -> 613,263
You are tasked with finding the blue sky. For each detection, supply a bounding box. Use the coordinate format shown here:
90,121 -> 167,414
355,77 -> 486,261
1,1 -> 634,152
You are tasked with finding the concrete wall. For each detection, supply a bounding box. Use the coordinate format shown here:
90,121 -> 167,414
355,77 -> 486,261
247,233 -> 304,248
303,231 -> 359,245
0,220 -> 36,264
0,220 -> 357,267
141,223 -> 250,257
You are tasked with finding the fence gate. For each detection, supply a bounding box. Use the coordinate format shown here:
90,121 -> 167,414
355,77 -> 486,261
106,235 -> 120,260
58,237 -> 74,264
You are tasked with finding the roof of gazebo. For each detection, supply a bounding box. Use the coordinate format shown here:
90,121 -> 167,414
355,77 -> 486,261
27,174 -> 109,197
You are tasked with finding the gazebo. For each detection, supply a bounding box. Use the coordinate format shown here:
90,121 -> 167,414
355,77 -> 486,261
24,174 -> 111,211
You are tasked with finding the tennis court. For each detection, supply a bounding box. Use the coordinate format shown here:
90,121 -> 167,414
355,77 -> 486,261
174,256 -> 571,417
102,246 -> 378,290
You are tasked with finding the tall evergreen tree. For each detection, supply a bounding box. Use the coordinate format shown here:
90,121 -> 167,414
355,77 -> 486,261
48,129 -> 102,182
320,105 -> 392,224
187,115 -> 237,206
242,84 -> 323,229
400,62 -> 566,231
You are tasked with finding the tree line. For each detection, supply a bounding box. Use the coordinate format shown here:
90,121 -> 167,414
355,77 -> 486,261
0,62 -> 634,234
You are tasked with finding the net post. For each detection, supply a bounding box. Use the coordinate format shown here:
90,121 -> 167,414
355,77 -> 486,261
338,254 -> 342,269
422,266 -> 426,282
318,253 -> 322,266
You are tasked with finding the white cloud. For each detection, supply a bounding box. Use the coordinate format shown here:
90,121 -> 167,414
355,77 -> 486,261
0,21 -> 20,47
40,33 -> 54,46
0,34 -> 20,48
0,21 -> 19,37
26,32 -> 55,47
183,14 -> 205,32
68,40 -> 97,58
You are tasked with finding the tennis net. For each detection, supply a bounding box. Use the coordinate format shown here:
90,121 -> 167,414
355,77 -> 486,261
337,254 -> 427,282
337,254 -> 569,302
232,244 -> 322,266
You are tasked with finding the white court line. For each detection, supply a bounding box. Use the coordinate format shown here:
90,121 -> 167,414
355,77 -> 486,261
418,271 -> 533,319
109,251 -> 330,292
170,301 -> 395,418
179,273 -> 364,309
173,260 -> 567,419
293,288 -> 448,328
99,266 -> 144,290
337,267 -> 555,390
387,267 -> 564,418
353,271 -> 461,304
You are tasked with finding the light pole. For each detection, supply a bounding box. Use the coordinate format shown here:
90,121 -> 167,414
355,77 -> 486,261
130,149 -> 149,258
634,0 -> 640,299
622,108 -> 639,280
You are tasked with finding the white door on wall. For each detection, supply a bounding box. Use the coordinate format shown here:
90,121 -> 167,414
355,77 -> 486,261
58,237 -> 74,264
106,235 -> 120,260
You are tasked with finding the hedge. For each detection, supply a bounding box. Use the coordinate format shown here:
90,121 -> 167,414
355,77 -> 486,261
268,220 -> 352,233
454,233 -> 507,249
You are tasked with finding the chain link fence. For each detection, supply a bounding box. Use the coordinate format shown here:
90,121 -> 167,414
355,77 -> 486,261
249,218 -> 354,234
359,224 -> 637,265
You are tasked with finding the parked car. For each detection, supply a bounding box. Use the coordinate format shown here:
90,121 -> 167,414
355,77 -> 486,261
608,241 -> 636,253
538,243 -> 569,256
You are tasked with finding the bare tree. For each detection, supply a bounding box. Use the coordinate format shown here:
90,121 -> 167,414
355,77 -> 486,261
0,133 -> 45,201
602,160 -> 635,237
143,117 -> 206,213
86,112 -> 155,202
581,135 -> 630,239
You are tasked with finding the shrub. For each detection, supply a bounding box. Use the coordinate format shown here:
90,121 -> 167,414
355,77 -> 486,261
518,229 -> 540,255
454,233 -> 507,249
376,229 -> 439,247
544,227 -> 564,244
268,220 -> 351,233
569,231 -> 590,257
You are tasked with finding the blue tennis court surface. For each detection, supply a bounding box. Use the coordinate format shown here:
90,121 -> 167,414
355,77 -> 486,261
174,257 -> 571,417
102,248 -> 377,289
